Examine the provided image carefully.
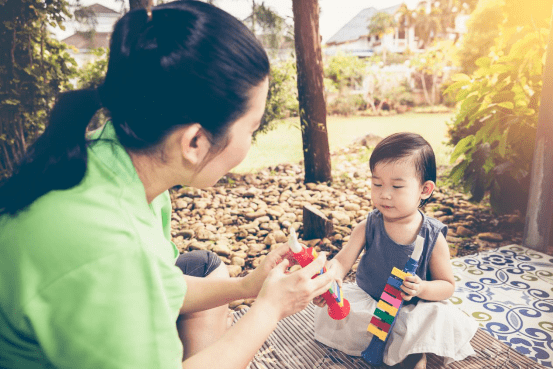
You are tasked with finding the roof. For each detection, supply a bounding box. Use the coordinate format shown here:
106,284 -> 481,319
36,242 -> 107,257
85,3 -> 118,14
326,4 -> 401,45
62,32 -> 111,49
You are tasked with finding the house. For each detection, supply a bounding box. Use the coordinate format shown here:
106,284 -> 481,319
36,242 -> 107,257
324,3 -> 469,58
61,4 -> 121,67
324,5 -> 411,58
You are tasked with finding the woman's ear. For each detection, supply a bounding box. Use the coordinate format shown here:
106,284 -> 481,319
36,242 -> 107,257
421,180 -> 436,199
179,124 -> 211,167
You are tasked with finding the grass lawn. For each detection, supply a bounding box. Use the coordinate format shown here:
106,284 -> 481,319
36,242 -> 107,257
233,112 -> 455,173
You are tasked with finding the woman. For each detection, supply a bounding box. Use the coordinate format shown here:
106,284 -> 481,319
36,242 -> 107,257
0,1 -> 333,368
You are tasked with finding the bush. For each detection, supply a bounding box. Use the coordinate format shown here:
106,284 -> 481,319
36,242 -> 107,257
256,59 -> 298,138
446,26 -> 546,214
328,94 -> 366,116
76,48 -> 109,130
324,53 -> 367,93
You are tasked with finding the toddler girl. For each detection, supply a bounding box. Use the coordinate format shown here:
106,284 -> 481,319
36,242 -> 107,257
314,132 -> 478,368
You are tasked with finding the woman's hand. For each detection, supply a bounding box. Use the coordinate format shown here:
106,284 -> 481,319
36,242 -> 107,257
400,274 -> 423,301
256,252 -> 334,320
312,258 -> 342,308
241,243 -> 291,298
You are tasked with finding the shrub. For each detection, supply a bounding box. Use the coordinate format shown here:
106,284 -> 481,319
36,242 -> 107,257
328,94 -> 366,116
256,59 -> 298,138
446,26 -> 546,214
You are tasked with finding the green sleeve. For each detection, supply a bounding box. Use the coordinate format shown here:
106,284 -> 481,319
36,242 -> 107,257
24,247 -> 186,369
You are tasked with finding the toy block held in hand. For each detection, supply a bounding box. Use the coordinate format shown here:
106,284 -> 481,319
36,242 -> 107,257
288,228 -> 350,320
362,236 -> 425,365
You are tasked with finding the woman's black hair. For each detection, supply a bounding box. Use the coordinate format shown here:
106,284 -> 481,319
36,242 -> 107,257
369,132 -> 436,207
0,0 -> 269,215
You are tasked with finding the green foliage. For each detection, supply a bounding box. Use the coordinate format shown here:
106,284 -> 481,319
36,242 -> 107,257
76,47 -> 109,130
456,0 -> 505,74
255,59 -> 298,138
76,47 -> 108,89
367,12 -> 396,37
410,41 -> 456,106
324,53 -> 367,93
0,0 -> 77,178
327,94 -> 367,116
446,26 -> 546,214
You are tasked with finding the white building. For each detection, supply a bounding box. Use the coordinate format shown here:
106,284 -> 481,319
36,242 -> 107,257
61,4 -> 121,67
324,3 -> 468,58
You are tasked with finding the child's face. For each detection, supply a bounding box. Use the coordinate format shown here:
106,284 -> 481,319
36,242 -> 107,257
371,159 -> 430,221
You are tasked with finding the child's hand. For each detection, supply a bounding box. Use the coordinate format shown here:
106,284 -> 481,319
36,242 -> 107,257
312,259 -> 342,307
400,274 -> 422,301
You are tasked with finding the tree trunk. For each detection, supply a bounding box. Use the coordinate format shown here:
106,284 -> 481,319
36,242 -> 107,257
303,205 -> 334,240
292,0 -> 331,183
523,6 -> 553,252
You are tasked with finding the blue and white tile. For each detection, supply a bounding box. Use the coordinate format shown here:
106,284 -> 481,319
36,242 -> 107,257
450,245 -> 553,368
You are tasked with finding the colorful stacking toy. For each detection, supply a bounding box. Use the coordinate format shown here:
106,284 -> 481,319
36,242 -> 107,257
288,228 -> 350,320
362,235 -> 425,365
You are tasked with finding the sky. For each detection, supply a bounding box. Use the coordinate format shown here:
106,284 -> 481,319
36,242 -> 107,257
53,0 -> 422,43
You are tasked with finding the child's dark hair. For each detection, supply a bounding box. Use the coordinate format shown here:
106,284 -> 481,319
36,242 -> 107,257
0,0 -> 269,215
369,132 -> 436,207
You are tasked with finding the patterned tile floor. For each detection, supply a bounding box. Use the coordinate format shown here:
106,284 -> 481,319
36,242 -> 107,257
450,245 -> 553,368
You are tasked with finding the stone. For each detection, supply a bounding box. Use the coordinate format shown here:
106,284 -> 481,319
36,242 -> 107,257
248,244 -> 267,255
212,242 -> 232,257
177,229 -> 195,239
477,232 -> 503,242
189,241 -> 207,251
330,211 -> 350,225
231,257 -> 245,266
280,212 -> 297,223
263,234 -> 276,246
227,265 -> 242,277
245,210 -> 267,220
273,230 -> 288,243
456,226 -> 473,237
344,203 -> 361,211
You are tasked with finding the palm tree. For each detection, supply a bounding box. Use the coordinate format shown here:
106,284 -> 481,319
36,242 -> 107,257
411,2 -> 442,49
395,3 -> 414,50
367,12 -> 396,64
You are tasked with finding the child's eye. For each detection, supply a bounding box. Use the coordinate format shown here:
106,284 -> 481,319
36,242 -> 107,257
393,186 -> 404,189
373,184 -> 382,187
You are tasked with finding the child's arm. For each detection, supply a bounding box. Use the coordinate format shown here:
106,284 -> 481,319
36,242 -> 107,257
329,219 -> 367,281
400,232 -> 455,302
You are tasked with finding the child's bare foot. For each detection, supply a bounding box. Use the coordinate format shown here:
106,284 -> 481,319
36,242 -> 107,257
400,353 -> 427,369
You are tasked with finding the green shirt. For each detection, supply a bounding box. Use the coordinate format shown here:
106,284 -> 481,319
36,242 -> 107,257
0,123 -> 187,368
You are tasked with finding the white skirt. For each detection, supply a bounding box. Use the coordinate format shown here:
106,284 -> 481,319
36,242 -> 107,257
314,283 -> 478,366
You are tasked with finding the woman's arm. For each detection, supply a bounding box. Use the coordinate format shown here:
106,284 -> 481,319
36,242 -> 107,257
401,232 -> 455,301
182,252 -> 334,369
180,244 -> 291,314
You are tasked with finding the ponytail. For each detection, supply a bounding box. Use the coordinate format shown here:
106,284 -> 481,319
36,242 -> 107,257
0,89 -> 101,215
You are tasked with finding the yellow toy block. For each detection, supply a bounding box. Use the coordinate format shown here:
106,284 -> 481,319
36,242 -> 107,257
377,300 -> 398,317
367,324 -> 388,341
391,267 -> 411,281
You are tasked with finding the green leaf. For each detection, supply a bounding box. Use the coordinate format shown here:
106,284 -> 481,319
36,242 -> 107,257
449,160 -> 469,183
443,80 -> 470,97
498,128 -> 509,157
475,57 -> 491,68
451,73 -> 471,82
450,135 -> 475,164
491,90 -> 516,103
497,101 -> 514,109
